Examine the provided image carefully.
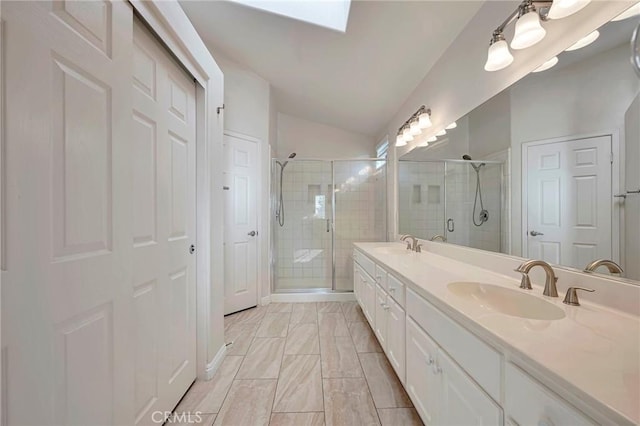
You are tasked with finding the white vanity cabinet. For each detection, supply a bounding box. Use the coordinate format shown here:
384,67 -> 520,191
353,246 -> 604,426
406,317 -> 502,426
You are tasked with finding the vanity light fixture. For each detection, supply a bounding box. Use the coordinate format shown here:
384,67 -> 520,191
533,55 -> 558,72
395,106 -> 432,147
548,0 -> 591,20
427,136 -> 438,143
511,2 -> 547,50
485,31 -> 514,71
565,30 -> 599,51
484,0 -> 592,72
436,129 -> 447,137
611,2 -> 640,22
445,122 -> 458,130
416,139 -> 430,148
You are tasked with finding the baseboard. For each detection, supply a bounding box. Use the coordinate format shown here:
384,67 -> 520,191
270,292 -> 356,303
205,344 -> 227,380
260,295 -> 271,306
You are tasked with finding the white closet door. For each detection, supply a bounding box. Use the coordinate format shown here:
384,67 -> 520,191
132,19 -> 197,425
2,1 -> 135,424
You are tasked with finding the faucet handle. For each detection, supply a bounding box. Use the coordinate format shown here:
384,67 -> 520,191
415,243 -> 422,253
563,287 -> 595,306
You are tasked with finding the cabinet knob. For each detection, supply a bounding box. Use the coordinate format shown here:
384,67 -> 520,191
426,356 -> 434,365
432,363 -> 442,375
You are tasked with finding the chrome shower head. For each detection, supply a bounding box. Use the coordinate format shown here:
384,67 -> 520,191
462,154 -> 484,171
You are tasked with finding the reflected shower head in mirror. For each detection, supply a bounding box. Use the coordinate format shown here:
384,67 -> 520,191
462,154 -> 485,172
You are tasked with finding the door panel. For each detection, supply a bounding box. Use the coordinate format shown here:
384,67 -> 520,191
224,135 -> 258,314
2,1 -> 134,424
405,318 -> 439,425
526,136 -> 613,269
132,18 -> 197,424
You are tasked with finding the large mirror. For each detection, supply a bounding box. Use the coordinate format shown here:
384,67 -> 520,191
399,16 -> 640,282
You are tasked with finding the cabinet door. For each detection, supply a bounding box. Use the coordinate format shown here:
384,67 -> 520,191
354,264 -> 361,304
386,297 -> 406,384
374,284 -> 388,350
406,318 -> 440,425
438,349 -> 503,426
363,275 -> 376,326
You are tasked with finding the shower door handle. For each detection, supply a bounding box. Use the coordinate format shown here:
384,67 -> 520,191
447,218 -> 454,232
326,219 -> 331,233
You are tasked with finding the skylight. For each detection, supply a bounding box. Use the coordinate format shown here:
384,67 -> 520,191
228,0 -> 351,32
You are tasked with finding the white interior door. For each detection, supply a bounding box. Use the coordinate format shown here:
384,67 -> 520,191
223,134 -> 258,315
132,19 -> 197,424
2,2 -> 135,424
525,136 -> 613,269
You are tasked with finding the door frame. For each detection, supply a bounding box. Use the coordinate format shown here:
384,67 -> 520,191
521,131 -> 621,265
129,1 -> 225,379
223,130 -> 264,310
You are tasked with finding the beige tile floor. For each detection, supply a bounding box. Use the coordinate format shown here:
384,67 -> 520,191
173,302 -> 423,426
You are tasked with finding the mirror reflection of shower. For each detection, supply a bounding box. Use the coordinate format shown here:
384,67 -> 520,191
275,152 -> 297,227
462,155 -> 489,226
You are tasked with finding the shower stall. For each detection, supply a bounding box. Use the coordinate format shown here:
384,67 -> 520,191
271,158 -> 387,293
398,158 -> 506,253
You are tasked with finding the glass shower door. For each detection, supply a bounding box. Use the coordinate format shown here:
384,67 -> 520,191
333,160 -> 387,291
273,160 -> 333,291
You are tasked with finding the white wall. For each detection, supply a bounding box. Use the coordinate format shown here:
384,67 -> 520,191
215,55 -> 274,304
624,94 -> 640,280
277,113 -> 375,159
468,90 -> 511,159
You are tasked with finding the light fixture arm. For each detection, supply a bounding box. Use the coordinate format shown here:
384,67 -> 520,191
493,0 -> 553,36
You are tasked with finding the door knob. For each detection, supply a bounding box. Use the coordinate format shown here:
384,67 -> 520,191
530,230 -> 544,237
248,231 -> 257,237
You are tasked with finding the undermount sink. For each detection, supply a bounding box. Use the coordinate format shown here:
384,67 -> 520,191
447,282 -> 566,321
373,245 -> 412,255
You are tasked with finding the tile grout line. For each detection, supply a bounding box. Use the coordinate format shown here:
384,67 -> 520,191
348,306 -> 384,426
268,305 -> 292,423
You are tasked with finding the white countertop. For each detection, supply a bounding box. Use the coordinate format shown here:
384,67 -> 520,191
354,242 -> 640,425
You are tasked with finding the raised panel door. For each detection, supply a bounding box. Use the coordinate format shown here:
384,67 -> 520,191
405,318 -> 440,425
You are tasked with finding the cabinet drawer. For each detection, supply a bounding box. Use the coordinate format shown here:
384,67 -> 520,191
374,264 -> 388,291
353,249 -> 375,278
375,284 -> 388,350
505,363 -> 596,426
406,288 -> 501,402
387,273 -> 406,308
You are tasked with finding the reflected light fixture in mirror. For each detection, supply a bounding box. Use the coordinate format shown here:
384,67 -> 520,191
611,2 -> 640,21
436,129 -> 447,136
565,30 -> 600,51
396,133 -> 407,147
446,122 -> 458,130
548,0 -> 591,20
533,56 -> 558,72
416,138 -> 430,148
485,31 -> 514,71
511,2 -> 547,50
427,136 -> 438,143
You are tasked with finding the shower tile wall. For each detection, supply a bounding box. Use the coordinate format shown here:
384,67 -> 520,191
398,162 -> 446,239
273,160 -> 386,292
275,161 -> 333,289
334,162 -> 387,290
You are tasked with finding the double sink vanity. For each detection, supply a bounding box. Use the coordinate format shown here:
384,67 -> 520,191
352,241 -> 639,426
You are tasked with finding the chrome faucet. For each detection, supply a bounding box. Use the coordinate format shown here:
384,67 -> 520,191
430,235 -> 447,242
514,260 -> 559,297
583,259 -> 623,275
400,234 -> 422,253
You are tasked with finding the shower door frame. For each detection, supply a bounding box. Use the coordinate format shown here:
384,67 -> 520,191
271,157 -> 388,294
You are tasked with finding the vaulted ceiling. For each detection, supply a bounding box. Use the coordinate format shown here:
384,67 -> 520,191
181,1 -> 484,136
